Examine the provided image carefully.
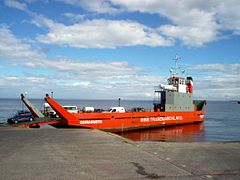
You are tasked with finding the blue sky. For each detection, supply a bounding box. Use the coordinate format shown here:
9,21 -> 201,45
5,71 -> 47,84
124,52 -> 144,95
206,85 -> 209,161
0,0 -> 240,100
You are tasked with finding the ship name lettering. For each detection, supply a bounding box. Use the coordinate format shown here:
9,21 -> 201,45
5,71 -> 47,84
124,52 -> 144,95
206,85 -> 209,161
140,117 -> 149,122
80,120 -> 103,124
140,116 -> 183,122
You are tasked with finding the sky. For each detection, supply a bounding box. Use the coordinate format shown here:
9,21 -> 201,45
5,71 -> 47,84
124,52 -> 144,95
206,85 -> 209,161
0,0 -> 240,100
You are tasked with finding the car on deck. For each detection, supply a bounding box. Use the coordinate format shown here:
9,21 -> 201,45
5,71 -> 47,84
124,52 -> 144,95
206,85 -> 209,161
7,110 -> 33,124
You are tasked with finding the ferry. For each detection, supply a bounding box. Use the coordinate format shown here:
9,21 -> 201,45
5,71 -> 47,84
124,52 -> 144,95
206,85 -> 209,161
42,55 -> 206,132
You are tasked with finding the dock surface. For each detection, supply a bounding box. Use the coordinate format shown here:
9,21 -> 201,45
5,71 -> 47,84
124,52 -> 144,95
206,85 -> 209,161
0,127 -> 239,179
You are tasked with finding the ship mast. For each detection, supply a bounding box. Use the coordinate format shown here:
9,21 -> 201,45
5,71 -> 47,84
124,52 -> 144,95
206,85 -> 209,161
172,54 -> 181,77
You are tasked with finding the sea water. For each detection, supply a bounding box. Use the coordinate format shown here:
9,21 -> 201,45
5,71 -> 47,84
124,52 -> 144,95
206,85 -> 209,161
0,99 -> 239,142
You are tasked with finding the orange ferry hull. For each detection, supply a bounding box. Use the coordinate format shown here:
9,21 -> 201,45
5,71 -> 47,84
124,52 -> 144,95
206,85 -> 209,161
69,111 -> 205,132
44,89 -> 205,132
45,94 -> 205,132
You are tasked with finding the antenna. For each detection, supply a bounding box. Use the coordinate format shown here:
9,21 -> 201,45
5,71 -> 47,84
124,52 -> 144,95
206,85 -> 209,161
171,54 -> 184,77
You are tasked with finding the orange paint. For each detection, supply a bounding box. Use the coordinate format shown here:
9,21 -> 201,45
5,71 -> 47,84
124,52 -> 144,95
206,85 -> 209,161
44,95 -> 205,132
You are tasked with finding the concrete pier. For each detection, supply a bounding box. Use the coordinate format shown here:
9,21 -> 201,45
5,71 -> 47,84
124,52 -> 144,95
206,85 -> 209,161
0,127 -> 239,179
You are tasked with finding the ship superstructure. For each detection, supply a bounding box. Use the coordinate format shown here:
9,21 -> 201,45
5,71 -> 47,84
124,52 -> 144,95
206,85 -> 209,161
154,54 -> 194,112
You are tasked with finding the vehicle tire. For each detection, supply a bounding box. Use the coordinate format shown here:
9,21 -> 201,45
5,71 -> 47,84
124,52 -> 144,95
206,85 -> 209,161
14,120 -> 18,124
29,117 -> 33,122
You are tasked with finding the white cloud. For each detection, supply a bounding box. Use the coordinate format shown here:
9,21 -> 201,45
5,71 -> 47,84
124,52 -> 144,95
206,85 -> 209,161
4,1 -> 173,48
0,26 -> 144,82
36,18 -> 173,48
46,59 -> 142,79
72,81 -> 91,88
63,12 -> 85,22
4,0 -> 28,11
190,64 -> 240,100
1,26 -> 239,100
110,0 -> 220,47
31,14 -> 61,29
194,77 -> 240,100
191,64 -> 240,75
0,26 -> 142,78
0,26 -> 43,63
216,0 -> 240,35
0,26 -> 164,99
1,26 -> 240,100
5,0 -> 240,47
158,24 -> 218,47
0,75 -> 52,98
88,0 -> 239,46
2,1 -> 240,99
4,76 -> 19,80
57,0 -> 221,46
58,0 -> 120,14
26,77 -> 45,83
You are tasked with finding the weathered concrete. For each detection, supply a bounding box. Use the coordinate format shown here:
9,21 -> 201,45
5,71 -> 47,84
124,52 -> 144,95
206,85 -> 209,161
136,142 -> 240,179
0,127 -> 239,179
